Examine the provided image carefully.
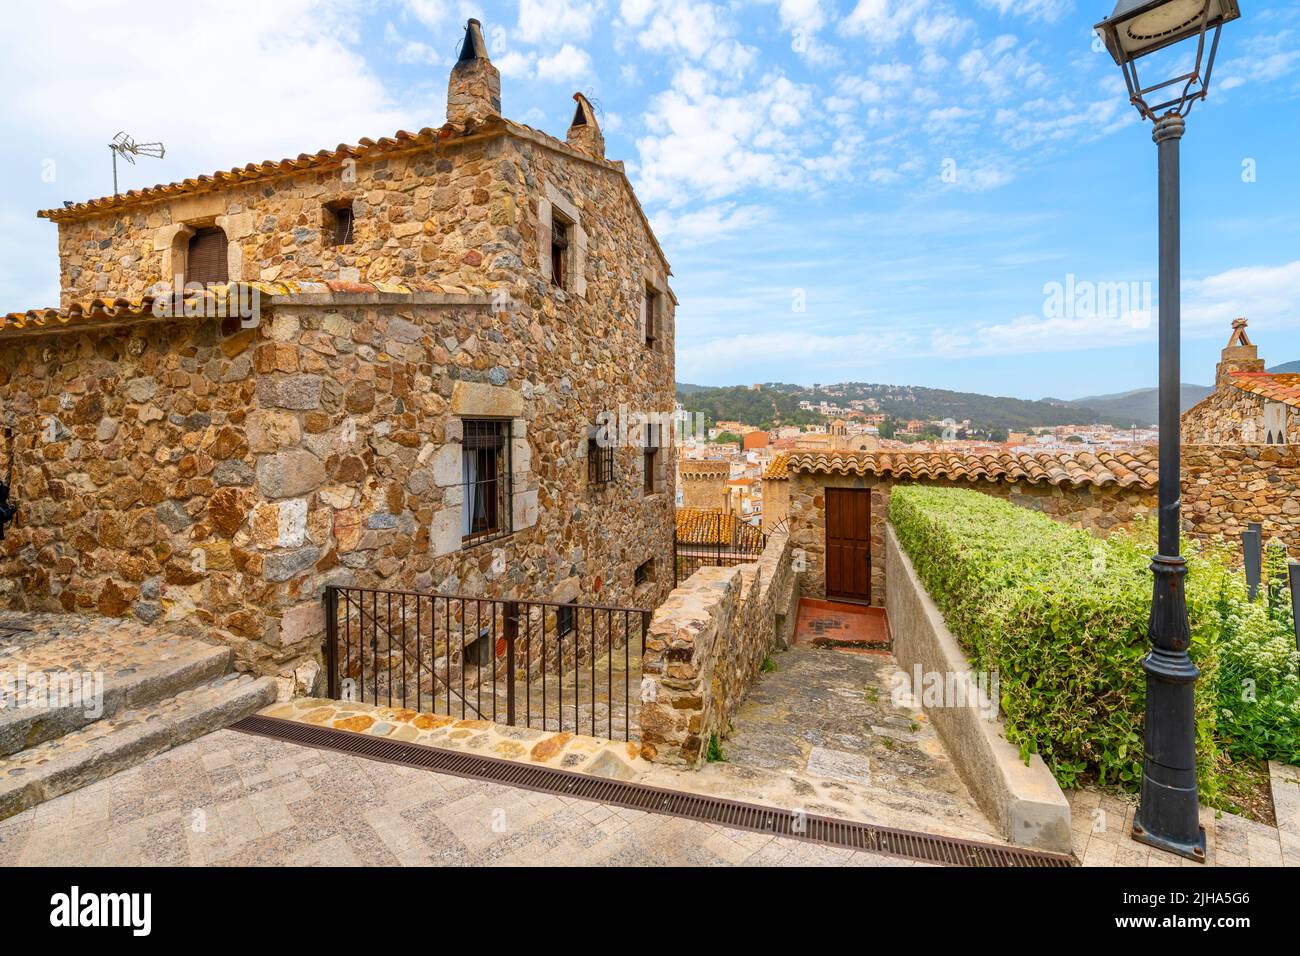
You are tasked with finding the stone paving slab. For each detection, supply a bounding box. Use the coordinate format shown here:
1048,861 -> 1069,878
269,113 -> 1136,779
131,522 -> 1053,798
265,689 -> 1003,844
0,611 -> 233,755
0,673 -> 277,820
0,729 -> 920,867
1066,786 -> 1294,867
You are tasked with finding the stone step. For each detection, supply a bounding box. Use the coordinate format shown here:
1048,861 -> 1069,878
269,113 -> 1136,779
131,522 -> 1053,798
0,673 -> 278,820
0,634 -> 233,757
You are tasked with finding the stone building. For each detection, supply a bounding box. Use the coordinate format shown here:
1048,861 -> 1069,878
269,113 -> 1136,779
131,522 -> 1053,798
1183,318 -> 1299,445
677,460 -> 729,511
0,20 -> 677,693
768,449 -> 1159,605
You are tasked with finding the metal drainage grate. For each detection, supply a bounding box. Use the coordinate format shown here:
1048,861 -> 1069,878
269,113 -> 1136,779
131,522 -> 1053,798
230,715 -> 1074,868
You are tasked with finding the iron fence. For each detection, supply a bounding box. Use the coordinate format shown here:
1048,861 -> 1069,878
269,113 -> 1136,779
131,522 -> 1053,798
673,511 -> 768,586
325,586 -> 650,741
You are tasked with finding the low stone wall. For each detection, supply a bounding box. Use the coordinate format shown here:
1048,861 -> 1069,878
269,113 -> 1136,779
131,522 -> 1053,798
884,523 -> 1072,854
638,532 -> 796,766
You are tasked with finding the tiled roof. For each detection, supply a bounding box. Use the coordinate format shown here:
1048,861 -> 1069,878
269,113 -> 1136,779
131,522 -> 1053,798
1230,372 -> 1300,409
763,453 -> 792,480
782,449 -> 1159,490
0,280 -> 481,336
38,117 -> 621,223
675,508 -> 740,545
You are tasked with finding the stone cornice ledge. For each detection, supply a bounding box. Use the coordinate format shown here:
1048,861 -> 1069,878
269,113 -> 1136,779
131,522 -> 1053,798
266,291 -> 492,308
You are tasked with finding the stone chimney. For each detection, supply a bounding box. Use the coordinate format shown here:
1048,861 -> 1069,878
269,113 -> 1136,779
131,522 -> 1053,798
1216,317 -> 1266,387
566,93 -> 604,158
446,19 -> 500,127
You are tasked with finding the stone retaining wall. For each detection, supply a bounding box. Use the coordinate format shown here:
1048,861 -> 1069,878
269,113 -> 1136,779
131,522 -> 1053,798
638,532 -> 796,766
884,523 -> 1072,853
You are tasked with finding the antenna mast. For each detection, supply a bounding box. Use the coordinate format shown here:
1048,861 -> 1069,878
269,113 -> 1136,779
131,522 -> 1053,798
108,131 -> 165,196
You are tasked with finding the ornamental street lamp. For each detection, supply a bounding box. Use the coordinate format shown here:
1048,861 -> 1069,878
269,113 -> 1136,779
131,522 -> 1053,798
1094,0 -> 1239,862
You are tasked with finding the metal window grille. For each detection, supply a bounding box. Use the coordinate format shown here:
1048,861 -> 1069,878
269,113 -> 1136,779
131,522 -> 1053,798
557,601 -> 575,637
462,419 -> 512,547
635,559 -> 653,586
587,437 -> 614,485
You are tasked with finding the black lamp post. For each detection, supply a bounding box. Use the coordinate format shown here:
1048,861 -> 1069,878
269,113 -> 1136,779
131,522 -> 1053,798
1094,0 -> 1239,863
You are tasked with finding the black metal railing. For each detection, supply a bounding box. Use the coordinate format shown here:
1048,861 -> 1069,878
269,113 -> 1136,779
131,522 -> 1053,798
325,586 -> 651,741
674,511 -> 768,585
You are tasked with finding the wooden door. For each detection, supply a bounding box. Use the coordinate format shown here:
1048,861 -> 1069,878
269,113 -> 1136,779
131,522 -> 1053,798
825,488 -> 872,603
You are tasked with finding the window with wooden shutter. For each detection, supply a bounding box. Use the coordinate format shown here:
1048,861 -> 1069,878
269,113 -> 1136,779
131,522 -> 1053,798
186,227 -> 229,285
550,217 -> 569,289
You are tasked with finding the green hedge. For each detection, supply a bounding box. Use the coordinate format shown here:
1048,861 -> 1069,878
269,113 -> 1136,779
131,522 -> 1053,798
888,485 -> 1298,795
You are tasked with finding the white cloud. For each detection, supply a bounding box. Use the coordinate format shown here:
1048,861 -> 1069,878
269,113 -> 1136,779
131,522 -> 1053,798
839,0 -> 928,46
537,44 -> 596,82
618,0 -> 759,76
679,328 -> 910,381
930,260 -> 1300,359
517,0 -> 605,45
0,0 -> 417,312
634,67 -> 842,205
977,0 -> 1073,23
649,203 -> 768,247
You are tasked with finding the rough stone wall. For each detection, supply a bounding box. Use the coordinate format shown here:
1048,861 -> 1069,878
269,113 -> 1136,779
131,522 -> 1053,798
680,473 -> 728,512
1182,386 -> 1297,446
1183,444 -> 1300,557
787,473 -> 1155,606
53,137 -> 519,308
762,478 -> 789,533
639,532 -> 795,766
0,289 -> 675,691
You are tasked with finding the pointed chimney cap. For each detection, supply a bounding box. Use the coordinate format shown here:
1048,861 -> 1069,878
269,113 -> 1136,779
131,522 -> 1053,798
1228,316 -> 1253,348
458,19 -> 489,63
571,92 -> 598,128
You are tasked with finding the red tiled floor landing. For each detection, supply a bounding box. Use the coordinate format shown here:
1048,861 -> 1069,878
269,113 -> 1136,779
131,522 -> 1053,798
793,598 -> 891,650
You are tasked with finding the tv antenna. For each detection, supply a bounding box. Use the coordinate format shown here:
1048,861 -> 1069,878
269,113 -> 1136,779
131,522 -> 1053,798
109,132 -> 165,196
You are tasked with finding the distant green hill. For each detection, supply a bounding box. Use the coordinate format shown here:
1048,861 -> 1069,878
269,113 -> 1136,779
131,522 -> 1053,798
1062,384 -> 1213,427
1269,360 -> 1300,373
677,385 -> 823,429
676,381 -> 1130,432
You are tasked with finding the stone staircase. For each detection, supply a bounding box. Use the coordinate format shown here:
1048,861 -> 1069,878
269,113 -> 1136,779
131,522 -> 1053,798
0,611 -> 277,820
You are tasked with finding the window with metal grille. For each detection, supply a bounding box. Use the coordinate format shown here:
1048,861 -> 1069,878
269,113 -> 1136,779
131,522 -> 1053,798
550,216 -> 569,289
462,419 -> 512,546
635,559 -> 654,586
325,203 -> 355,246
587,436 -> 614,485
556,600 -> 576,638
644,287 -> 658,346
186,227 -> 229,285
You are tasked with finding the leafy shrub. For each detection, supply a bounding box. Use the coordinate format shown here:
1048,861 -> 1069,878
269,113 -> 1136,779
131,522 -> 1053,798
889,486 -> 1247,793
1212,544 -> 1300,764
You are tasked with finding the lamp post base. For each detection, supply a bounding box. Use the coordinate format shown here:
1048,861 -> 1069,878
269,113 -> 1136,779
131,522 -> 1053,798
1132,818 -> 1206,863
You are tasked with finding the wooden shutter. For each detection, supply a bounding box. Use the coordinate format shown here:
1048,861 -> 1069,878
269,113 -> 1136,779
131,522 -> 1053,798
187,227 -> 229,285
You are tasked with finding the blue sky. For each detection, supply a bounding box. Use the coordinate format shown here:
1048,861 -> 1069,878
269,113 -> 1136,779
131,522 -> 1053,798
2,0 -> 1297,400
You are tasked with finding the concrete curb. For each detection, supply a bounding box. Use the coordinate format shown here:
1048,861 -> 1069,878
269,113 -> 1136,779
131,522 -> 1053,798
885,523 -> 1073,854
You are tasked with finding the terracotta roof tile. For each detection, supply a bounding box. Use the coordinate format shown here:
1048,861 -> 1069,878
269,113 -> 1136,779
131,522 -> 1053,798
782,448 -> 1158,490
762,453 -> 791,480
1230,371 -> 1300,409
674,508 -> 765,548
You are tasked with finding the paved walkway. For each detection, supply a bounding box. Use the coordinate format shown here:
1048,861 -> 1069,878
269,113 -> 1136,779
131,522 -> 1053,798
0,729 -> 917,867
